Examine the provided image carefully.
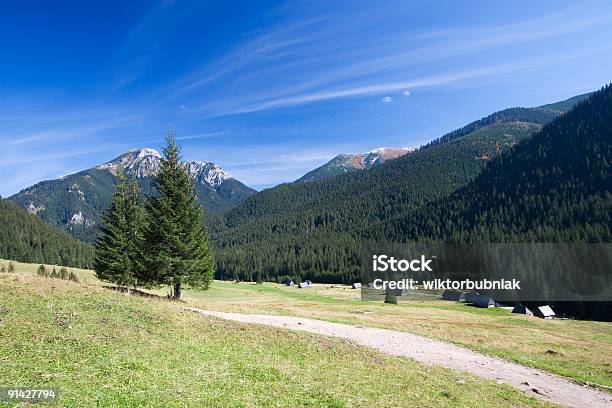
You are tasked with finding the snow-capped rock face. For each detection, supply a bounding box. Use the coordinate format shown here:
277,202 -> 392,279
96,148 -> 162,178
362,147 -> 416,167
186,161 -> 232,188
95,148 -> 232,189
297,146 -> 416,182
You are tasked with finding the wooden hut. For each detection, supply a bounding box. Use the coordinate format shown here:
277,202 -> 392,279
441,290 -> 465,301
534,305 -> 556,319
512,304 -> 534,316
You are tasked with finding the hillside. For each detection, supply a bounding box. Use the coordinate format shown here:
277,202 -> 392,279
8,148 -> 256,243
213,93 -> 589,283
377,85 -> 611,243
424,92 -> 591,147
296,94 -> 590,184
0,269 -> 548,407
0,199 -> 93,268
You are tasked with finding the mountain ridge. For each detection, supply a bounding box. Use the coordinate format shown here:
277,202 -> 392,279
213,90 -> 598,283
8,148 -> 255,242
296,147 -> 416,182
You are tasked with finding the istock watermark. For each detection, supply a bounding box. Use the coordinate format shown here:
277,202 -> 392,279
361,243 -> 612,302
371,278 -> 521,291
372,254 -> 433,272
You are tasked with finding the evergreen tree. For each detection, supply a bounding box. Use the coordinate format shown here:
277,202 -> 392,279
125,178 -> 147,286
94,174 -> 146,288
37,265 -> 47,277
143,130 -> 214,299
384,290 -> 398,305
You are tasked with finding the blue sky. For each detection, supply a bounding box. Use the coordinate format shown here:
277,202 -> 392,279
1,0 -> 612,196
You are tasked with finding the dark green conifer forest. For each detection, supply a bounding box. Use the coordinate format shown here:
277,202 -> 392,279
212,86 -> 611,293
0,199 -> 93,268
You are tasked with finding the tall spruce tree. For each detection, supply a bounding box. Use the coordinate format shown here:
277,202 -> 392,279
143,130 -> 214,299
125,178 -> 147,285
94,173 -> 146,288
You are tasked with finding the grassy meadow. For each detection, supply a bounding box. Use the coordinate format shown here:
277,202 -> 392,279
0,263 -> 549,407
163,280 -> 612,390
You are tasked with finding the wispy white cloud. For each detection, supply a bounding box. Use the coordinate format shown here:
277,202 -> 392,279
0,98 -> 156,196
0,146 -> 113,167
174,2 -> 612,117
3,1 -> 612,195
195,60 -> 548,115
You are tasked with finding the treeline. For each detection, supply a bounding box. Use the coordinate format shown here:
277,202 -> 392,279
0,199 -> 94,268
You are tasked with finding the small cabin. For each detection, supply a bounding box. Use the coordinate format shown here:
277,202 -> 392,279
441,290 -> 464,301
534,305 -> 556,319
464,291 -> 480,304
469,294 -> 495,308
297,282 -> 309,289
351,283 -> 362,289
512,304 -> 534,316
284,280 -> 294,286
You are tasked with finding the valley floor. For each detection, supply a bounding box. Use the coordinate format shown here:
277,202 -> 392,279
170,280 -> 612,391
0,271 -> 545,407
1,259 -> 611,407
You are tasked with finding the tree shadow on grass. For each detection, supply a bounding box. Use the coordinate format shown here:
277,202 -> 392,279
102,285 -> 185,302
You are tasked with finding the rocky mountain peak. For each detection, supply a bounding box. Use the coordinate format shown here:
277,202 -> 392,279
186,161 -> 232,188
95,148 -> 233,188
363,147 -> 416,167
95,148 -> 162,178
296,146 -> 416,183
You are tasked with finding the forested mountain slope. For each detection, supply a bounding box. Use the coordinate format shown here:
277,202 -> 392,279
0,199 -> 93,268
213,91 -> 602,283
377,85 -> 611,243
424,92 -> 590,147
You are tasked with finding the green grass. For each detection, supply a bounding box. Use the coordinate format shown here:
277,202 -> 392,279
175,280 -> 612,390
0,271 -> 548,407
0,258 -> 98,285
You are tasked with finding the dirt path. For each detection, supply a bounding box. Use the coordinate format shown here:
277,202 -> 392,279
182,306 -> 611,408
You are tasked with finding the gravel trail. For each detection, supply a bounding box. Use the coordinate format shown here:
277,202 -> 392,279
182,306 -> 611,408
